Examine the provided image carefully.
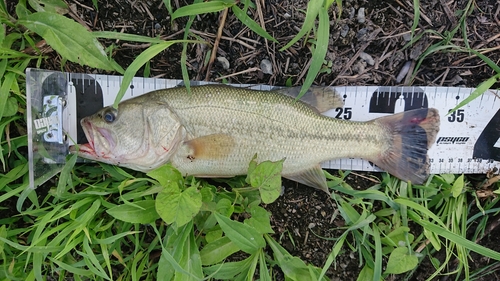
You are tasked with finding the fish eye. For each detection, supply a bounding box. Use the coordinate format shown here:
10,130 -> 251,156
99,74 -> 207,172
103,109 -> 117,123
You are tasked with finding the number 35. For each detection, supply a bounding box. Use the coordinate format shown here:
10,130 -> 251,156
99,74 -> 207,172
448,109 -> 464,123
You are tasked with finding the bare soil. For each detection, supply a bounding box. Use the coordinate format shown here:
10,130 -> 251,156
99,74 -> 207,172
24,0 -> 500,279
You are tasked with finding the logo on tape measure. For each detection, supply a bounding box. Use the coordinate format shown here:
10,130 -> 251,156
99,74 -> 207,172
436,137 -> 469,145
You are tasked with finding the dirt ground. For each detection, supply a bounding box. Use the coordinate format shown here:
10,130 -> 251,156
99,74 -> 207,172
28,0 -> 500,279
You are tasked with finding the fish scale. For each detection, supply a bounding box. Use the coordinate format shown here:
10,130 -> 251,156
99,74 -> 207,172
151,86 -> 382,177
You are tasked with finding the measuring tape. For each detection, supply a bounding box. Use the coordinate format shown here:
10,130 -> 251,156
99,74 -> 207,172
27,69 -> 500,188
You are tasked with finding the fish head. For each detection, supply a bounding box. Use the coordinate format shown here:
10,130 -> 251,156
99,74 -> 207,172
71,99 -> 185,172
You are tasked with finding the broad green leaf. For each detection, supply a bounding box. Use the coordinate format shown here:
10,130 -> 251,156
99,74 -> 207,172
147,164 -> 184,187
244,205 -> 274,234
215,212 -> 265,254
200,186 -> 214,202
232,6 -> 277,42
356,265 -> 377,281
200,236 -> 240,265
28,0 -> 68,13
451,174 -> 464,198
384,247 -> 419,274
3,96 -> 17,117
246,159 -> 283,204
246,154 -> 258,175
156,184 -> 202,226
171,1 -> 231,20
18,12 -> 120,72
380,226 -> 414,247
216,198 -> 234,217
439,174 -> 456,184
106,200 -> 159,224
205,229 -> 222,244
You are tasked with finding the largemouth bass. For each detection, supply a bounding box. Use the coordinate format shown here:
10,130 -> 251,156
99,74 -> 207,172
69,85 -> 440,192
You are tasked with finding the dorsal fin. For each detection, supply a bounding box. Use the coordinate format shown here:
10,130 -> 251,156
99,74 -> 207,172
274,86 -> 344,113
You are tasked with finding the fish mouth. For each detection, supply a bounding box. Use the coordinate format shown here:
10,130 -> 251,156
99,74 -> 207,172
69,118 -> 115,160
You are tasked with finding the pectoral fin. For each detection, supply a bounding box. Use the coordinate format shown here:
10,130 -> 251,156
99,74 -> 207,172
283,164 -> 330,194
183,133 -> 235,160
275,86 -> 344,113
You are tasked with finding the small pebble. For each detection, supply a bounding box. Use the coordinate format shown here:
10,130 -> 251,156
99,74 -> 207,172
357,8 -> 365,23
216,57 -> 230,70
260,59 -> 273,74
284,12 -> 291,19
403,33 -> 412,42
308,222 -> 316,229
396,61 -> 412,83
356,28 -> 368,40
359,52 -> 375,66
340,24 -> 349,38
348,7 -> 355,19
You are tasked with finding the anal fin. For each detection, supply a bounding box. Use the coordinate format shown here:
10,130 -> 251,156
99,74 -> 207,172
283,164 -> 330,194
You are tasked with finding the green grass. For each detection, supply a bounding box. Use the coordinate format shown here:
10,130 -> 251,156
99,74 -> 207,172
2,0 -> 500,280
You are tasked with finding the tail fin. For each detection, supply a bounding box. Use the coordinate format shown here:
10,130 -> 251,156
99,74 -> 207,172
372,108 -> 440,184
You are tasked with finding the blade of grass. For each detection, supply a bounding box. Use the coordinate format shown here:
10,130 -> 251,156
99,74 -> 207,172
410,0 -> 420,39
113,40 -> 200,108
231,6 -> 277,42
297,7 -> 329,98
394,198 -> 447,228
448,73 -> 500,115
82,236 -> 110,280
280,0 -> 322,51
49,257 -> 94,277
409,210 -> 500,260
56,153 -> 77,198
179,0 -> 203,94
92,31 -> 165,43
372,225 -> 382,281
171,1 -> 232,20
